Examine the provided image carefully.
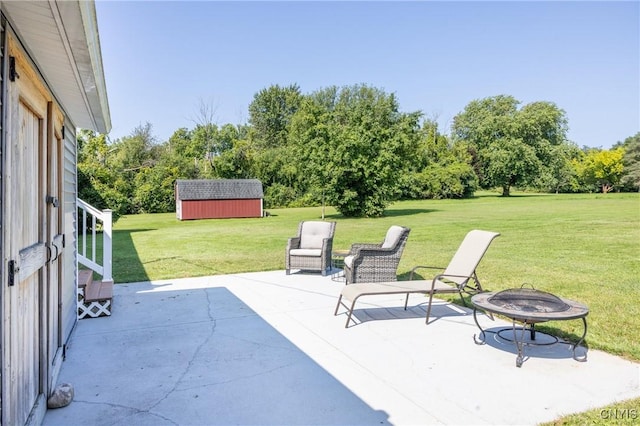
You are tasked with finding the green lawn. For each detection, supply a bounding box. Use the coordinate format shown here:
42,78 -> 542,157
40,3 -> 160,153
110,191 -> 640,422
113,191 -> 640,360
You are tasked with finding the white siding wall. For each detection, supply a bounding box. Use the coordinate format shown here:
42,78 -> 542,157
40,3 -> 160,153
62,119 -> 77,345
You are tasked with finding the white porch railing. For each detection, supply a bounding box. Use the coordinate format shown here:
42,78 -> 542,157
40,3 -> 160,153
77,198 -> 113,284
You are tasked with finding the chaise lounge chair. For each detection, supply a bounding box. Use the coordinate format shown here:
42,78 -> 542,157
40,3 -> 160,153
334,229 -> 500,327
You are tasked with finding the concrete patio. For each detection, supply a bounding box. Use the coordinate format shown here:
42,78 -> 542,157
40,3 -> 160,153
44,270 -> 640,425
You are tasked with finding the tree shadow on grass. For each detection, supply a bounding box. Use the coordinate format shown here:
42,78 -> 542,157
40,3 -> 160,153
486,193 -> 554,199
324,208 -> 438,220
384,208 -> 439,217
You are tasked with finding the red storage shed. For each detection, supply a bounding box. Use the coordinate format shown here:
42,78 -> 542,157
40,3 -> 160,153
175,179 -> 264,220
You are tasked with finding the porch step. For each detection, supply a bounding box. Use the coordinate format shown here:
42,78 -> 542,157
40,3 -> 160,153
77,269 -> 113,319
78,269 -> 93,289
85,280 -> 113,302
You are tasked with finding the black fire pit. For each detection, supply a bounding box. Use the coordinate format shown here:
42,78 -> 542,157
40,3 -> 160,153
471,286 -> 589,367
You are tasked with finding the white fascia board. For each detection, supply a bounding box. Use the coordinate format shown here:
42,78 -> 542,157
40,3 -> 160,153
2,0 -> 111,133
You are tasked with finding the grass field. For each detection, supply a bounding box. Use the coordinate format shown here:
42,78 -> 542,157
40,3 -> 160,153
111,191 -> 639,360
108,191 -> 640,422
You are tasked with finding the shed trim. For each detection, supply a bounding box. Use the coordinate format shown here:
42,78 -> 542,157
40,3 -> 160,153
1,0 -> 110,133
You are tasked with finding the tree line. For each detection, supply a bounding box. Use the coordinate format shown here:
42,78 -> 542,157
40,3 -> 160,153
78,84 -> 640,219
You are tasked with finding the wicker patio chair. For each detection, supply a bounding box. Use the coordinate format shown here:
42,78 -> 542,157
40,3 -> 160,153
343,226 -> 410,284
286,221 -> 336,276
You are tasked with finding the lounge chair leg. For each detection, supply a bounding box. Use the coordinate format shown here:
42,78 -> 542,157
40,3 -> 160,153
404,293 -> 410,310
458,290 -> 467,307
286,269 -> 290,275
425,292 -> 435,324
345,299 -> 358,328
334,295 -> 343,316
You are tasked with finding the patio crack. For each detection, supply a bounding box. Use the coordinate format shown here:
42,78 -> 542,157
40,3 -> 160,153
140,287 -> 219,419
176,361 -> 299,393
62,399 -> 179,426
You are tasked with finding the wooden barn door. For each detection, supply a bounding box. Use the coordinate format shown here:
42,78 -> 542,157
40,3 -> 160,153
1,35 -> 62,425
46,102 -> 65,393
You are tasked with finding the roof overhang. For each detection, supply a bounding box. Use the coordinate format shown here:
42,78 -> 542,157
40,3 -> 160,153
2,0 -> 111,133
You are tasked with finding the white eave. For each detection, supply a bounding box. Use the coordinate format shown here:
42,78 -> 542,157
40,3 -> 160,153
2,0 -> 111,133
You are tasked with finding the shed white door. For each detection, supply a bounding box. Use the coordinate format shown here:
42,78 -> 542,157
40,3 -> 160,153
46,103 -> 66,395
1,36 -> 63,425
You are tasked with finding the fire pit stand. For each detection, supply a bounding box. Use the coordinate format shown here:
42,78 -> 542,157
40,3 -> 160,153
471,287 -> 589,367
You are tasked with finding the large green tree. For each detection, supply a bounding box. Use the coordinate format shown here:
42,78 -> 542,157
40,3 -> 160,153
132,128 -> 200,213
536,142 -> 582,193
619,132 -> 640,191
452,95 -> 569,196
77,130 -> 131,219
399,119 -> 477,199
248,84 -> 302,149
575,147 -> 626,193
289,84 -> 421,217
109,122 -> 158,174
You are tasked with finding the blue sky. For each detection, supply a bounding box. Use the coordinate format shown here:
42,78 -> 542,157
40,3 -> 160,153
95,1 -> 639,149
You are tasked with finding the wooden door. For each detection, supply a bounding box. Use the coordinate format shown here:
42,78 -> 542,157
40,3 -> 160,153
46,103 -> 65,393
1,34 -> 62,425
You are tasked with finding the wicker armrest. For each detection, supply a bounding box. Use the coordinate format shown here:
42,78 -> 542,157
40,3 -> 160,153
349,243 -> 382,255
321,237 -> 334,255
353,246 -> 398,258
287,236 -> 301,251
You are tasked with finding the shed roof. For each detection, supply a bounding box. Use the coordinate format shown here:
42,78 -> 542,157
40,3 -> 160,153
2,1 -> 111,133
176,179 -> 264,201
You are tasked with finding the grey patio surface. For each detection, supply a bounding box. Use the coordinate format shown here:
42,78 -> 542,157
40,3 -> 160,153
44,270 -> 640,425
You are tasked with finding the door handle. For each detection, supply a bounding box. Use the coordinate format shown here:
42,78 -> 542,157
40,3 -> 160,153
8,260 -> 19,286
46,195 -> 59,208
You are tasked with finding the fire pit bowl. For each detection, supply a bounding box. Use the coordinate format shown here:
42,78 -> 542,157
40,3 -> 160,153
471,286 -> 589,367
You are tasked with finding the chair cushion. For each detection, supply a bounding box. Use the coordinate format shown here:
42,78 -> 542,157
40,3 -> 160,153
290,248 -> 322,257
344,255 -> 354,268
381,226 -> 405,249
300,221 -> 334,249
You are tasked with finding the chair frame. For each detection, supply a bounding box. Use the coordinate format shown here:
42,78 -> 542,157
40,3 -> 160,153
344,226 -> 411,284
285,221 -> 336,276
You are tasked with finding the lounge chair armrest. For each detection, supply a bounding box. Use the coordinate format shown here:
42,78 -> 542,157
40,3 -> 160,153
409,265 -> 445,280
432,273 -> 475,290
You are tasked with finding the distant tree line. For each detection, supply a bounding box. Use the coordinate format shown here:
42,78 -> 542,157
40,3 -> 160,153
78,85 -> 640,219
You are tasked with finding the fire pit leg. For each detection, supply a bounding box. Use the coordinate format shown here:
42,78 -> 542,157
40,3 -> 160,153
513,320 -> 527,368
472,307 -> 486,344
529,323 -> 536,341
572,317 -> 588,362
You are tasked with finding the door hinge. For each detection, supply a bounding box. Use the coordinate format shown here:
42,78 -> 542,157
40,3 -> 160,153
8,260 -> 19,286
62,126 -> 65,139
9,56 -> 19,82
